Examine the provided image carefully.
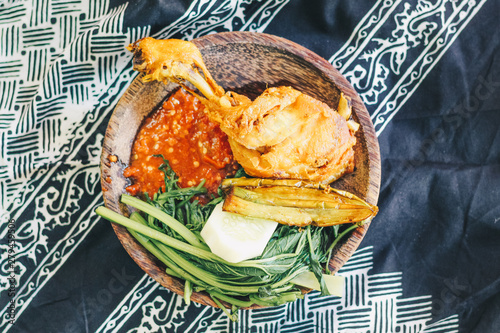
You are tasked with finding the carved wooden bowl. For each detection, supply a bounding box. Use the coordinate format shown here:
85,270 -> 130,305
100,31 -> 381,309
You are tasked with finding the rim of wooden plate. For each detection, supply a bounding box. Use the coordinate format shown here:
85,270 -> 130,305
100,31 -> 381,310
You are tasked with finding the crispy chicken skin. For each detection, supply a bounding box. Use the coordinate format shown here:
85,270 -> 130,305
127,37 -> 357,183
229,94 -> 355,183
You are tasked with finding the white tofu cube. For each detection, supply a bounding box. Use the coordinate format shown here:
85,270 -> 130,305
200,202 -> 278,263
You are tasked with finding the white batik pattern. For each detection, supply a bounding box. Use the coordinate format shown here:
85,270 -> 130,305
0,0 -> 290,330
0,1 -> 150,329
0,0 -> 487,331
330,0 -> 488,135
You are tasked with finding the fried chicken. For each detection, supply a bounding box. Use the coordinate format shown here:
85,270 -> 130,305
127,37 -> 357,183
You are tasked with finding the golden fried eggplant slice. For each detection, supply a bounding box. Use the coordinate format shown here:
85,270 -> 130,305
221,178 -> 378,227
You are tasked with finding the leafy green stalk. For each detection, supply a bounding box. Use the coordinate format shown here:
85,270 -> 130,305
157,181 -> 207,200
184,280 -> 192,306
249,291 -> 304,307
97,157 -> 357,319
165,268 -> 182,279
127,212 -> 222,293
121,194 -> 208,249
97,205 -> 308,279
210,295 -> 238,322
324,222 -> 364,274
207,291 -> 253,308
306,226 -> 329,296
153,241 -> 265,294
125,210 -> 310,295
150,155 -> 221,232
96,206 -> 216,259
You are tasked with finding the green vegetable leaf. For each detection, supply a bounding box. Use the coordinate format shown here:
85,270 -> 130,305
96,157 -> 362,320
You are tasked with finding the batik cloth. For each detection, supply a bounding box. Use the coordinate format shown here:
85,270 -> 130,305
0,0 -> 499,332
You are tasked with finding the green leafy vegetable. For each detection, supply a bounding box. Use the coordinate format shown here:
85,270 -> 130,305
95,156 -> 363,320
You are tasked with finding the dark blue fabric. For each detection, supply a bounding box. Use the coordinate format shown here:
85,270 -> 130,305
1,0 -> 499,332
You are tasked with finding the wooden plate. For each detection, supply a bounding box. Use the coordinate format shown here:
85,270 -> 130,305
100,31 -> 381,309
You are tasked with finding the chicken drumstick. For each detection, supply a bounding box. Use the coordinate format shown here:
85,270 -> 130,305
127,37 -> 358,184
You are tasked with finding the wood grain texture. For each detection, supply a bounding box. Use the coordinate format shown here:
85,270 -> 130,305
100,31 -> 381,309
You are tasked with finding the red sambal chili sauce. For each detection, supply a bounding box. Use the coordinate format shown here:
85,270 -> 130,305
123,88 -> 239,201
